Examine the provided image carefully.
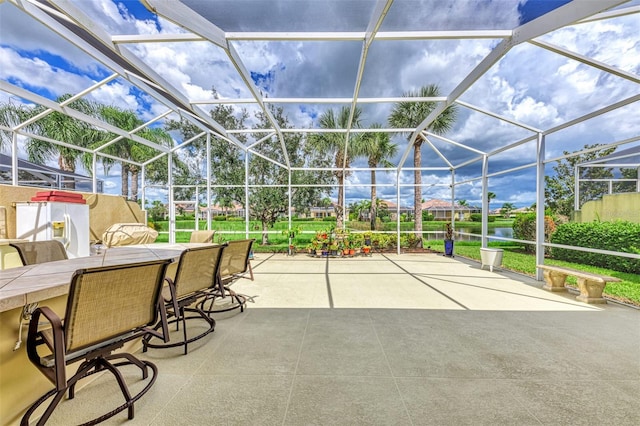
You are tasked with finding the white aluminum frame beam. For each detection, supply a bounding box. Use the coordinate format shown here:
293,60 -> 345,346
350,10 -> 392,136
577,4 -> 640,24
0,80 -> 171,153
13,73 -> 119,131
398,0 -> 627,170
342,0 -> 393,173
191,97 -> 446,105
224,30 -> 512,42
529,39 -> 640,85
455,100 -> 543,133
33,0 -> 240,145
144,0 -> 290,167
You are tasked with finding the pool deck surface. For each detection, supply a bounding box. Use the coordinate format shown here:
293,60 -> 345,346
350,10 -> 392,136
37,253 -> 639,425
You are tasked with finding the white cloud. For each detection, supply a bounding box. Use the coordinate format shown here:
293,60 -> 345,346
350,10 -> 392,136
90,81 -> 138,110
0,47 -> 94,97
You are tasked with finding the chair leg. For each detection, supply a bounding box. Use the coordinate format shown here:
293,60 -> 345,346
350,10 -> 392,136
181,307 -> 189,355
198,287 -> 246,314
248,261 -> 254,281
98,358 -> 135,419
107,352 -> 150,379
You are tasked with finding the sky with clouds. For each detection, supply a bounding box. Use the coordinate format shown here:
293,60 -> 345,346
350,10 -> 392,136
0,0 -> 638,209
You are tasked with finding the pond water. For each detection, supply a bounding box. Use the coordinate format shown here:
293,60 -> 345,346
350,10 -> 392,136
425,226 -> 513,241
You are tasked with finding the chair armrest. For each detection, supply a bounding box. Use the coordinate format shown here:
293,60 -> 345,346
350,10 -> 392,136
27,306 -> 67,390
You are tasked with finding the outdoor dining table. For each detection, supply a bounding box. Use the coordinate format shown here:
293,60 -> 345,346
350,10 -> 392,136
0,243 -> 213,425
0,243 -> 210,313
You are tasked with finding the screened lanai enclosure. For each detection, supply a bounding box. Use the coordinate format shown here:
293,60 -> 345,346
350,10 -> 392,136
1,0 -> 639,278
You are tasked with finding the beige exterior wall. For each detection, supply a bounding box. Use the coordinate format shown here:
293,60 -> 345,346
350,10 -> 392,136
0,184 -> 145,242
576,192 -> 640,223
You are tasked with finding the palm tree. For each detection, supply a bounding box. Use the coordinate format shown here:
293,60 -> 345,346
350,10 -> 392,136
2,95 -> 101,188
487,191 -> 496,212
353,199 -> 370,222
389,84 -> 458,246
309,106 -> 365,228
0,101 -> 33,151
500,202 -> 515,218
93,105 -> 173,201
361,124 -> 397,230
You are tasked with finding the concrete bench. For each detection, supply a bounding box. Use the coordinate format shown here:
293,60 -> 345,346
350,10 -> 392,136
537,264 -> 621,304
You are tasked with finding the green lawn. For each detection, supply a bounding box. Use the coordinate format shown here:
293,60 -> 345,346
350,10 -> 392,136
428,241 -> 640,307
154,219 -> 333,250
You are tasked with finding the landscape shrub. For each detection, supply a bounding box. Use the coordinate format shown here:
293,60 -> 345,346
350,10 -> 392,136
551,221 -> 640,273
213,215 -> 227,221
513,213 -> 556,253
470,213 -> 496,223
372,233 -> 392,249
400,233 -> 419,248
227,216 -> 244,221
422,212 -> 434,221
323,216 -> 337,222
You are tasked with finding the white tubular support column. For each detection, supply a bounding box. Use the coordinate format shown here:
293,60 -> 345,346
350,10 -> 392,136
450,169 -> 456,227
245,151 -> 250,238
536,133 -> 546,280
288,169 -> 292,232
92,152 -> 98,194
141,164 -> 146,217
168,153 -> 175,244
194,186 -> 199,232
481,155 -> 489,248
342,179 -> 347,231
396,171 -> 401,254
574,165 -> 580,211
11,132 -> 18,186
206,133 -> 212,230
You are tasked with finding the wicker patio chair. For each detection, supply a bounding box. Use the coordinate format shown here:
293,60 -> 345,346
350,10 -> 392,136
199,239 -> 254,314
21,258 -> 172,426
189,230 -> 216,243
10,240 -> 68,265
143,244 -> 225,355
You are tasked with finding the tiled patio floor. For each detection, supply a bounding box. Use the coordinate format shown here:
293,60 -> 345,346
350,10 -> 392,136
39,253 -> 639,425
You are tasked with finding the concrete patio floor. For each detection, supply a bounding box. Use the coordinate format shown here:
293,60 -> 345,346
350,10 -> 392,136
40,253 -> 639,425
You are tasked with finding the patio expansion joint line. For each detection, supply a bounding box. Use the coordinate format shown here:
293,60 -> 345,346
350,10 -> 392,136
250,252 -> 276,271
381,254 -> 470,310
366,308 -> 416,426
413,274 -> 603,310
281,309 -> 312,426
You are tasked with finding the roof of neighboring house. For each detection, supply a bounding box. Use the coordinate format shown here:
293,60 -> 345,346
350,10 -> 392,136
421,199 -> 473,211
200,202 -> 244,211
513,207 -> 534,213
